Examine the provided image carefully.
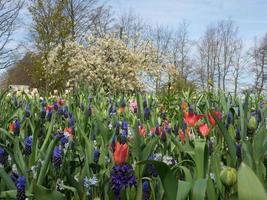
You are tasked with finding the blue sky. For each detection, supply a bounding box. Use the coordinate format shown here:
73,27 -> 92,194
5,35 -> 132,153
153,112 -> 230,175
106,0 -> 267,45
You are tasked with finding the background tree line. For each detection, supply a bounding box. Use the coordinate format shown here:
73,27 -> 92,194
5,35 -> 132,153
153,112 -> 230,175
0,0 -> 266,95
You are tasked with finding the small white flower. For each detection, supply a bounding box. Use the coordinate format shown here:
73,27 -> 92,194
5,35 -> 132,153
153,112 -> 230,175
108,123 -> 113,130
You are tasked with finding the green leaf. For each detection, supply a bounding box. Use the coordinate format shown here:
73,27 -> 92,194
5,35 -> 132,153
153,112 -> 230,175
0,168 -> 16,190
238,163 -> 267,200
194,139 -> 208,179
137,160 -> 178,200
192,179 -> 207,200
176,181 -> 191,200
210,111 -> 236,165
33,184 -> 65,200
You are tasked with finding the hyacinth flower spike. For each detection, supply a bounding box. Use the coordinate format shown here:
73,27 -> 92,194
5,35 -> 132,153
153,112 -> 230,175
16,176 -> 26,200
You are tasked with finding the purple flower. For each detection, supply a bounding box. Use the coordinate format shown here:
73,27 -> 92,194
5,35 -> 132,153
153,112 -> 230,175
142,180 -> 150,200
115,122 -> 120,135
53,146 -> 62,169
173,123 -> 179,136
110,164 -> 136,199
61,136 -> 69,147
144,107 -> 150,121
53,101 -> 59,111
14,120 -> 20,136
69,114 -> 75,127
227,112 -> 233,124
155,124 -> 160,136
160,128 -> 166,141
16,176 -> 26,200
122,120 -> 128,131
256,109 -> 262,125
235,128 -> 241,141
87,105 -> 92,117
47,110 -> 53,121
120,130 -> 127,144
189,105 -> 194,114
236,143 -> 242,159
143,97 -> 147,108
24,136 -> 32,156
0,147 -> 6,165
93,148 -> 100,163
182,121 -> 187,134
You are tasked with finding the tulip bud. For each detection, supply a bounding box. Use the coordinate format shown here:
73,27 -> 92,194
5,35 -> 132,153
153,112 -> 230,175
247,116 -> 257,131
220,167 -> 237,187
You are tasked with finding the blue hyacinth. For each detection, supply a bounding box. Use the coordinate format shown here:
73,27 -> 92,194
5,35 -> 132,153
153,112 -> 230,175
0,147 -> 6,165
144,107 -> 150,121
110,164 -> 136,200
142,180 -> 150,200
53,146 -> 62,169
24,136 -> 32,156
93,148 -> 100,163
16,176 -> 26,200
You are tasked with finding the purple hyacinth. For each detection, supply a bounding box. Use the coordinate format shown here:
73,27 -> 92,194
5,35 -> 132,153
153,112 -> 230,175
115,122 -> 120,135
110,164 -> 136,200
146,155 -> 158,177
16,176 -> 26,200
60,136 -> 69,148
24,136 -> 32,156
0,147 -> 6,165
173,123 -> 179,136
256,109 -> 262,125
53,146 -> 62,169
235,128 -> 241,141
227,112 -> 233,124
160,128 -> 166,141
87,105 -> 92,117
142,180 -> 150,200
189,105 -> 194,114
93,148 -> 100,163
236,143 -> 242,159
143,97 -> 147,108
69,114 -> 75,127
53,101 -> 59,111
14,120 -> 20,136
47,110 -> 53,121
167,125 -> 172,134
155,124 -> 160,136
122,120 -> 128,131
120,130 -> 127,144
144,107 -> 150,121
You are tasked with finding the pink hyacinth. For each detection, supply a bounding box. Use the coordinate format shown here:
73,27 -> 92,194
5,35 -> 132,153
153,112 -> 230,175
129,100 -> 138,113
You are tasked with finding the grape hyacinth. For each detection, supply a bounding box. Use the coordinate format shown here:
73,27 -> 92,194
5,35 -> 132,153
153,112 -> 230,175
53,146 -> 62,169
144,107 -> 150,121
24,136 -> 32,156
110,164 -> 136,200
16,176 -> 26,200
0,147 -> 6,165
93,148 -> 100,163
142,180 -> 150,200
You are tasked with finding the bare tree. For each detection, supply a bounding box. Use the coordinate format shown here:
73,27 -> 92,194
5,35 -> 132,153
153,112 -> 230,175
250,35 -> 267,95
0,0 -> 24,69
172,20 -> 191,80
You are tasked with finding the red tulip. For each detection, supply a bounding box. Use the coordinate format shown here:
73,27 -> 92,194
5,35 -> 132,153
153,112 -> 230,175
179,129 -> 185,144
8,123 -> 15,132
208,112 -> 222,126
199,123 -> 210,137
113,142 -> 128,165
183,112 -> 204,127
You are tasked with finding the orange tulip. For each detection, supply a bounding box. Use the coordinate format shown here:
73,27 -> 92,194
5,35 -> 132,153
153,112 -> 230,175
113,142 -> 128,165
117,107 -> 125,114
9,123 -> 15,133
138,126 -> 146,138
199,123 -> 210,137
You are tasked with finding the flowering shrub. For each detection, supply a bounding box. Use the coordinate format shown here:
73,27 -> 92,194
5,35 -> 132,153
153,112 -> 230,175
46,36 -> 162,93
0,88 -> 266,199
